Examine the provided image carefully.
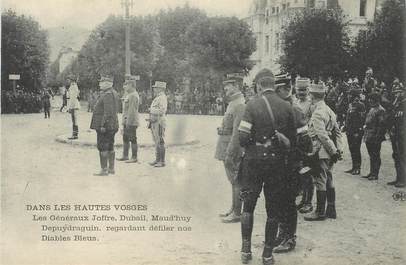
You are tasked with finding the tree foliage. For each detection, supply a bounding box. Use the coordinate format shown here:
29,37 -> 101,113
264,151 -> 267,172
1,9 -> 50,92
280,7 -> 350,79
352,0 -> 405,82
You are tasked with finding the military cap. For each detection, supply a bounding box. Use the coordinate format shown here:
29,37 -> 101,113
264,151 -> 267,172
275,73 -> 291,88
366,67 -> 373,74
223,73 -> 244,85
309,83 -> 326,94
295,77 -> 311,88
99,76 -> 113,83
392,84 -> 405,93
253,68 -> 274,84
152,81 -> 167,89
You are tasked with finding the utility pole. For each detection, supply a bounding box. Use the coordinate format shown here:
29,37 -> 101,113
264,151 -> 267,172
121,0 -> 134,77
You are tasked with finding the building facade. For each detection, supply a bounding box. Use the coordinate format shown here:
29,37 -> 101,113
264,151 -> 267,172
244,0 -> 385,82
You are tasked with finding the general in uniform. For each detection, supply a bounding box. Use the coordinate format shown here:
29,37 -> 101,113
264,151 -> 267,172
362,92 -> 386,180
238,69 -> 296,265
304,83 -> 343,221
90,76 -> 120,176
293,77 -> 315,214
343,88 -> 366,175
387,84 -> 406,187
117,76 -> 140,163
67,76 -> 81,139
148,81 -> 168,168
214,74 -> 245,223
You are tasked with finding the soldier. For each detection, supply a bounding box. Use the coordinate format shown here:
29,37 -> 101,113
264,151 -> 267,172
67,76 -> 81,139
343,88 -> 366,175
148,81 -> 168,168
42,88 -> 51,119
387,83 -> 406,187
90,76 -> 120,176
238,69 -> 296,265
304,83 -> 343,221
117,76 -> 140,163
293,78 -> 315,214
362,92 -> 387,181
273,74 -> 313,253
362,67 -> 377,95
215,74 -> 245,223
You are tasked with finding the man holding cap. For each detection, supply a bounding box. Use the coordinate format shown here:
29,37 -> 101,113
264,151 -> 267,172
215,74 -> 245,223
117,75 -> 140,163
149,81 -> 168,167
67,76 -> 81,140
90,76 -> 120,176
304,82 -> 342,221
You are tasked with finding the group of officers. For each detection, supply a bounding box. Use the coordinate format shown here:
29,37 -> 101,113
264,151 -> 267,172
215,68 -> 405,265
88,75 -> 168,176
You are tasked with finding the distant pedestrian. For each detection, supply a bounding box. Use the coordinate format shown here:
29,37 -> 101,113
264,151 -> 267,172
42,88 -> 51,119
67,76 -> 81,139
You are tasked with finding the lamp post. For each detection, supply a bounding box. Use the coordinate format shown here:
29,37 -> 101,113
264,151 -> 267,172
121,0 -> 134,77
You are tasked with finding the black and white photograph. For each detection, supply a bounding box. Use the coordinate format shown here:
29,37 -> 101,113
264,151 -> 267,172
1,0 -> 405,264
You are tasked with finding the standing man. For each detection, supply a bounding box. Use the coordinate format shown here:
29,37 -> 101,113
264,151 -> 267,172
238,69 -> 296,265
362,92 -> 386,181
42,88 -> 51,119
387,84 -> 406,187
293,77 -> 315,214
117,76 -> 140,163
362,67 -> 377,95
90,76 -> 120,176
343,88 -> 366,175
214,74 -> 245,223
148,81 -> 168,168
67,76 -> 81,140
304,83 -> 343,221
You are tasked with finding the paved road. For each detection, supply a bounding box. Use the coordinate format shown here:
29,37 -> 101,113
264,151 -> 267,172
1,111 -> 405,265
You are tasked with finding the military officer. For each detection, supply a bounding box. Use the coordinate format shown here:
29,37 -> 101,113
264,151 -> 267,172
67,76 -> 81,139
304,83 -> 343,221
293,77 -> 315,214
148,81 -> 168,167
215,74 -> 245,223
273,74 -> 312,253
362,92 -> 387,180
387,84 -> 406,187
238,69 -> 296,265
362,67 -> 377,95
117,76 -> 140,163
343,88 -> 366,175
90,76 -> 120,176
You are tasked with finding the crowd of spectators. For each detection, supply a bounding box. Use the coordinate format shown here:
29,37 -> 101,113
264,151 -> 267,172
1,89 -> 45,114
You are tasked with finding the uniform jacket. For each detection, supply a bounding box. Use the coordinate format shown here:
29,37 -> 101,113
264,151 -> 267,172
238,90 -> 296,160
308,100 -> 342,159
364,105 -> 386,143
150,92 -> 168,126
345,100 -> 366,134
67,83 -> 81,110
363,77 -> 377,94
215,93 -> 245,161
293,96 -> 313,124
122,91 -> 140,127
90,88 -> 119,131
391,97 -> 405,143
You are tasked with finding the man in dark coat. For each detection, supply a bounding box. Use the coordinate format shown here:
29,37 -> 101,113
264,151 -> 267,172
362,92 -> 386,180
238,69 -> 296,265
343,88 -> 366,175
90,76 -> 120,176
42,88 -> 52,118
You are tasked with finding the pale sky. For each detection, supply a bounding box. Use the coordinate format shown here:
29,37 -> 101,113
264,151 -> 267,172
2,0 -> 252,29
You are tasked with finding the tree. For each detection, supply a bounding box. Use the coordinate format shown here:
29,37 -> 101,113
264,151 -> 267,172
280,7 -> 351,79
1,9 -> 50,92
352,0 -> 405,83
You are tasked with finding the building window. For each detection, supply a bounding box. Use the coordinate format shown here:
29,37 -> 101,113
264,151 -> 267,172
276,6 -> 279,13
275,33 -> 280,52
266,10 -> 269,24
272,7 -> 276,13
283,4 -> 287,10
266,35 -> 270,53
360,0 -> 367,17
307,0 -> 315,8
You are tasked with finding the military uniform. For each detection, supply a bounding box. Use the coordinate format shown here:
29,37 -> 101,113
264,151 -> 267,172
387,89 -> 406,187
118,79 -> 140,162
238,69 -> 296,264
363,93 -> 386,180
149,81 -> 168,167
67,80 -> 80,139
344,89 -> 366,174
215,90 -> 245,222
304,84 -> 342,221
90,78 -> 120,175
